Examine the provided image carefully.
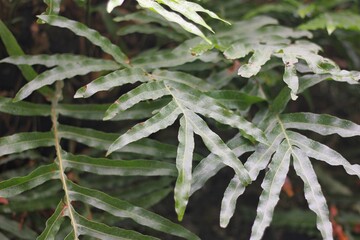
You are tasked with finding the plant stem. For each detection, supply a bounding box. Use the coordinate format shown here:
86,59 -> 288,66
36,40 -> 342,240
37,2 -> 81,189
51,81 -> 79,239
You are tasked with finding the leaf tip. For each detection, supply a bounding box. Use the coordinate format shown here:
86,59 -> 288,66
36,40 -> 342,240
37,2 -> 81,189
74,85 -> 88,98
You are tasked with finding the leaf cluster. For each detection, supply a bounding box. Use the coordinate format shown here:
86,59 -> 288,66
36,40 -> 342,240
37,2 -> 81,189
0,0 -> 360,239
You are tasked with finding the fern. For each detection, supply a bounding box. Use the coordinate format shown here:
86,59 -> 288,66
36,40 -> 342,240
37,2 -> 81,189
1,0 -> 360,239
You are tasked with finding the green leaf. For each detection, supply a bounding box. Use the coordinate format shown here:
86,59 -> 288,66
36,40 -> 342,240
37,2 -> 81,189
0,215 -> 38,239
105,81 -> 168,120
0,54 -> 106,67
292,148 -> 333,240
71,209 -> 160,240
58,125 -> 178,158
174,116 -> 195,221
14,60 -> 119,101
67,181 -> 201,240
0,20 -> 53,98
136,0 -> 211,43
288,131 -> 360,178
74,68 -> 149,99
62,151 -> 177,176
156,0 -> 230,33
0,97 -> 166,120
191,135 -> 254,195
107,0 -> 124,13
250,143 -> 291,240
0,164 -> 59,198
281,112 -> 360,137
206,90 -> 265,110
186,111 -> 251,185
238,46 -> 276,78
37,15 -> 129,65
59,100 -> 168,121
282,53 -> 299,100
0,132 -> 55,157
220,176 -> 245,228
299,11 -> 360,34
167,81 -> 267,144
37,201 -> 65,240
244,129 -> 284,180
0,97 -> 50,116
107,100 -> 181,155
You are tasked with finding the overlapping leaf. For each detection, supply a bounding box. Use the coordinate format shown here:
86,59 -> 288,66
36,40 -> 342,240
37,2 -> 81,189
219,86 -> 360,239
135,0 -> 229,43
299,11 -> 360,34
219,16 -> 360,100
67,181 -> 201,240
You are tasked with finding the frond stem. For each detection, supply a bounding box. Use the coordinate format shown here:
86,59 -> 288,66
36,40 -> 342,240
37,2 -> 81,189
51,81 -> 79,239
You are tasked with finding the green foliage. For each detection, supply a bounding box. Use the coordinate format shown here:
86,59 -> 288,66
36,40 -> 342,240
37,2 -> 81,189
0,0 -> 360,239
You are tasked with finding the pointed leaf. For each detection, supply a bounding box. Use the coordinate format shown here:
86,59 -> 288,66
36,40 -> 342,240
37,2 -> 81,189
58,100 -> 168,121
37,15 -> 129,65
250,143 -> 291,240
157,0 -> 229,33
14,60 -> 119,101
0,164 -> 59,198
0,54 -> 106,67
107,100 -> 181,155
220,176 -> 245,228
0,97 -> 166,120
244,129 -> 284,180
0,132 -> 55,157
191,135 -> 254,195
75,68 -> 149,98
105,81 -> 168,120
71,209 -> 159,240
186,111 -> 251,185
62,151 -> 177,176
58,125 -> 178,158
167,81 -> 267,144
136,0 -> 211,43
67,181 -> 201,240
292,148 -> 333,240
281,112 -> 360,137
174,116 -> 195,221
37,201 -> 66,240
288,131 -> 360,178
0,97 -> 50,116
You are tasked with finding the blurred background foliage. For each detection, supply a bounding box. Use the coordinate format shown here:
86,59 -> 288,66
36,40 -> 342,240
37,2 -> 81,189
0,0 -> 359,239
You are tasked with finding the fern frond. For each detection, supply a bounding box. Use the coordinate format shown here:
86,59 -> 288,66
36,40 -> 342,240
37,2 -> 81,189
0,132 -> 55,156
250,143 -> 291,240
292,148 -> 333,240
67,181 -> 201,240
174,116 -> 195,221
13,60 -> 119,102
37,15 -> 129,65
0,164 -> 59,198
